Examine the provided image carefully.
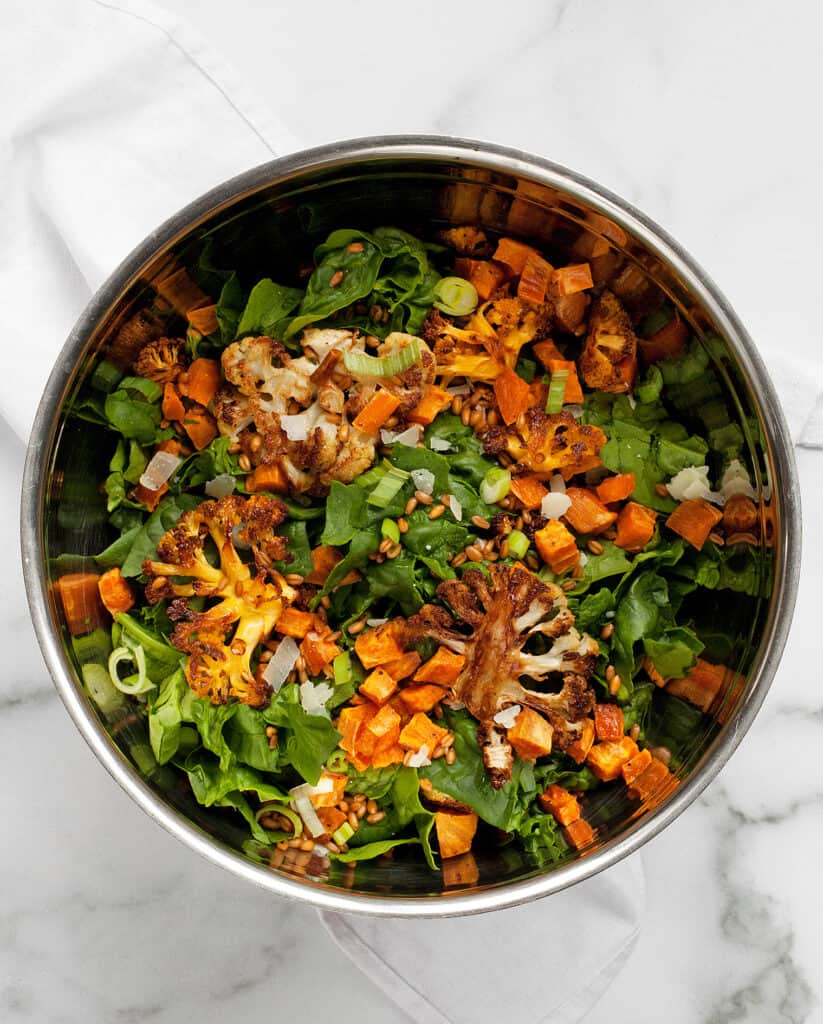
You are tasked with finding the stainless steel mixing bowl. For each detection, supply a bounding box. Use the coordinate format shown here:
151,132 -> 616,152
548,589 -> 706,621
20,136 -> 801,915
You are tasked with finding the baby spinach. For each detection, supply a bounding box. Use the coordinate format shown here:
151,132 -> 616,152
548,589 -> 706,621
104,376 -> 170,446
262,684 -> 341,785
236,278 -> 303,339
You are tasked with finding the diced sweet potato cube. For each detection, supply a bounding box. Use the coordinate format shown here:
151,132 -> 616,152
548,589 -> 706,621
315,806 -> 347,835
300,633 -> 342,676
614,501 -> 657,552
359,667 -> 398,705
382,651 -> 422,681
566,718 -> 595,764
596,473 -> 636,505
538,784 -> 581,826
665,658 -> 728,713
564,487 -> 617,536
435,811 -> 479,859
365,703 -> 402,740
354,620 -> 406,669
564,818 -> 596,850
309,773 -> 348,808
398,684 -> 446,713
621,748 -> 653,785
627,758 -> 672,802
507,707 -> 553,760
586,737 -> 639,781
413,646 -> 466,687
666,498 -> 723,551
594,703 -> 624,743
643,656 -> 668,688
371,741 -> 406,769
337,704 -> 376,755
305,545 -> 341,585
441,851 -> 480,888
398,712 -> 449,753
275,607 -> 316,639
534,520 -> 579,575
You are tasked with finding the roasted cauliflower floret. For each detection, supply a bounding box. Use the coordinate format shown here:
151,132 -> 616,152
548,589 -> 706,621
579,289 -> 637,393
133,337 -> 188,384
404,565 -> 597,786
142,495 -> 296,706
437,225 -> 491,257
423,298 -> 551,380
259,401 -> 376,492
484,409 -> 606,479
221,335 -> 315,415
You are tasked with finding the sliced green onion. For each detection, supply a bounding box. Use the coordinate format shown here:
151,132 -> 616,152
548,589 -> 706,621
333,652 -> 353,686
507,529 -> 530,560
355,461 -> 389,489
367,464 -> 410,507
480,466 -> 511,505
545,369 -> 569,414
81,663 -> 126,717
108,644 -> 152,695
381,518 -> 400,543
255,802 -> 303,837
333,821 -> 356,845
343,338 -> 421,378
326,749 -> 350,773
433,276 -> 479,316
90,358 -> 124,394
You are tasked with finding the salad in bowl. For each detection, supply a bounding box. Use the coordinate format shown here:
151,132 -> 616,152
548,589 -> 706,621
55,220 -> 769,885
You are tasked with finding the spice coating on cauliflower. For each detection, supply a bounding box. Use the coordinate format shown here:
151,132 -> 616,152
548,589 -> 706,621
404,565 -> 598,787
579,289 -> 638,393
484,409 -> 607,479
142,495 -> 297,706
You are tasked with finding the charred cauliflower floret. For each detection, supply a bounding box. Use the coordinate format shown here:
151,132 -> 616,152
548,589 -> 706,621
484,409 -> 606,479
424,299 -> 551,380
404,565 -> 597,786
221,336 -> 315,415
437,225 -> 491,257
133,337 -> 188,384
579,289 -> 638,393
142,495 -> 296,706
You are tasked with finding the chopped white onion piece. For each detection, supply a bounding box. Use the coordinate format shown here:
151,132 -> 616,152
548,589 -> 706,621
381,424 -> 422,447
720,459 -> 758,500
407,745 -> 431,768
139,451 -> 181,491
605,610 -> 615,620
549,474 -> 567,494
666,465 -> 723,505
312,844 -> 329,858
578,551 -> 589,566
411,468 -> 436,495
280,413 -> 310,441
564,404 -> 584,420
626,393 -> 637,410
262,637 -> 299,692
204,473 -> 236,498
446,384 -> 472,396
429,437 -> 452,452
443,699 -> 466,710
289,782 -> 316,801
540,492 -> 572,519
493,704 -> 521,730
299,680 -> 334,717
292,796 -> 325,838
366,617 -> 388,627
446,494 -> 463,522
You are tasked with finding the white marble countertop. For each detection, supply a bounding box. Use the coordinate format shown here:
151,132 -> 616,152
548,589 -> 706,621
6,0 -> 823,1020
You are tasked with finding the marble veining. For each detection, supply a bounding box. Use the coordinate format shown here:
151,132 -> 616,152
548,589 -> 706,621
4,0 -> 823,1020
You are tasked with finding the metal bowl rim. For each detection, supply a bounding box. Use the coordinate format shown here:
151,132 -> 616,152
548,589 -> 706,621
20,134 -> 802,917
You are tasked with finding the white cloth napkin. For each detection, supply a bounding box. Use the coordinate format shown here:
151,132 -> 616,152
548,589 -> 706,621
2,5 -> 817,1024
